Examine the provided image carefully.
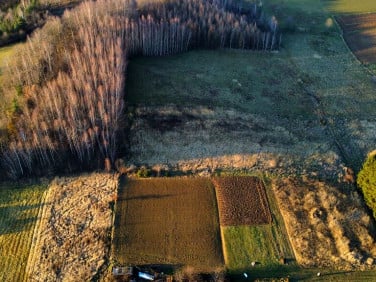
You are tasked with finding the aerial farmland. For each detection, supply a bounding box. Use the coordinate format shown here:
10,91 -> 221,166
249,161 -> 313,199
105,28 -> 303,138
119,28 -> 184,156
0,0 -> 376,281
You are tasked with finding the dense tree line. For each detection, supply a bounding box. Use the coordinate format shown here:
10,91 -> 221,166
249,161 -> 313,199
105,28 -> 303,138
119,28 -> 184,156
1,0 -> 280,179
136,0 -> 280,52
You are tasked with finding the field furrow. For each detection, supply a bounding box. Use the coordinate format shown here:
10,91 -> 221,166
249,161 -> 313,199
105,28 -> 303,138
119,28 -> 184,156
213,176 -> 272,226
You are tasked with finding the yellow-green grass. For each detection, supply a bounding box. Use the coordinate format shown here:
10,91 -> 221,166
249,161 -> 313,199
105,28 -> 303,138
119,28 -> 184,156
222,225 -> 284,269
0,182 -> 47,282
112,177 -> 224,271
324,0 -> 376,14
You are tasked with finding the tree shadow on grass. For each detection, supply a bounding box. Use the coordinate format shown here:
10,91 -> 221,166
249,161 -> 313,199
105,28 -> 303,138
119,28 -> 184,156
0,203 -> 45,235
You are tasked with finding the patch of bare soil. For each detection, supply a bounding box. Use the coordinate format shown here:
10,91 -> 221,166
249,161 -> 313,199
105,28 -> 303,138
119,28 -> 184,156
213,176 -> 271,226
273,177 -> 376,270
127,106 -> 342,179
25,173 -> 118,281
337,13 -> 376,64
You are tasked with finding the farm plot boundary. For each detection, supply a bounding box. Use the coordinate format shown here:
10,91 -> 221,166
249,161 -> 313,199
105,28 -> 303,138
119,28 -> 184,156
112,177 -> 224,272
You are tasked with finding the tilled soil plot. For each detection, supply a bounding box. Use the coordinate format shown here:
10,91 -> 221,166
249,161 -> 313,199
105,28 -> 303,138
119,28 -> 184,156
113,177 -> 224,271
213,176 -> 272,226
337,13 -> 376,63
273,177 -> 376,270
25,173 -> 118,281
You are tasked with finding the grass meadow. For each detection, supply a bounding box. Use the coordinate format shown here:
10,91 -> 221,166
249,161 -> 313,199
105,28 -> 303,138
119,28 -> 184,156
0,182 -> 47,282
112,177 -> 224,271
128,0 -> 376,169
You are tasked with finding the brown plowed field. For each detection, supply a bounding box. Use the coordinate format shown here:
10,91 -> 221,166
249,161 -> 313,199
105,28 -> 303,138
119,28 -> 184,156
213,176 -> 272,226
337,13 -> 376,63
113,177 -> 224,270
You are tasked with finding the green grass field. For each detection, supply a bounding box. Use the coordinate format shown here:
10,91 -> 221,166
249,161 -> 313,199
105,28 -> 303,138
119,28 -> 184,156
0,182 -> 47,282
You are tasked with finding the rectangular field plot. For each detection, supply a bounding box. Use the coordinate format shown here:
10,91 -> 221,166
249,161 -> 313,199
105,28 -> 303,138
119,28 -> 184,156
113,177 -> 224,270
217,177 -> 296,272
222,225 -> 281,270
213,176 -> 272,226
0,183 -> 47,282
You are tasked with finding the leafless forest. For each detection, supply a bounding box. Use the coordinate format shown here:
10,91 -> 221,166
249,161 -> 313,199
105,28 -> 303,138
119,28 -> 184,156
1,0 -> 280,179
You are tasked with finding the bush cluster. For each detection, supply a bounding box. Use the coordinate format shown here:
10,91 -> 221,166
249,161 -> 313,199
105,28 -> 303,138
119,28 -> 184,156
0,0 -> 44,44
357,151 -> 376,219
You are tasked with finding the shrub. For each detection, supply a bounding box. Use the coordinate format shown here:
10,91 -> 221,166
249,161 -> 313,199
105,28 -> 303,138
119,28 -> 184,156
357,151 -> 376,219
136,166 -> 152,178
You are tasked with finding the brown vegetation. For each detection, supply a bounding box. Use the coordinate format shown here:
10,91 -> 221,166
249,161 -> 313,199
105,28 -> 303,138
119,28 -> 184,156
213,176 -> 272,226
25,173 -> 118,281
2,0 -> 127,178
337,13 -> 376,64
273,177 -> 376,270
112,177 -> 224,271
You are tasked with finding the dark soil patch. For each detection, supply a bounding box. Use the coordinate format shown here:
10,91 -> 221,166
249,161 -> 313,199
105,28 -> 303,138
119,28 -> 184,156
139,112 -> 197,133
213,176 -> 272,226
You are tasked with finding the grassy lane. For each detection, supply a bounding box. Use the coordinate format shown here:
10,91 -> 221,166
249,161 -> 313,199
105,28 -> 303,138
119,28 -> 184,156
0,182 -> 47,282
